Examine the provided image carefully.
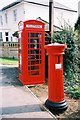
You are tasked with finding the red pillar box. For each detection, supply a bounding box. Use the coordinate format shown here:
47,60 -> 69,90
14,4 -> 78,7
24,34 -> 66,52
44,43 -> 68,113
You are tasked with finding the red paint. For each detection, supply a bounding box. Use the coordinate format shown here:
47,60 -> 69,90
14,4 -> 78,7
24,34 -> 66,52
18,20 -> 45,85
45,43 -> 67,102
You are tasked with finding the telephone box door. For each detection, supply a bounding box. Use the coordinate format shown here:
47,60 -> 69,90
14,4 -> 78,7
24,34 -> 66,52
28,32 -> 42,76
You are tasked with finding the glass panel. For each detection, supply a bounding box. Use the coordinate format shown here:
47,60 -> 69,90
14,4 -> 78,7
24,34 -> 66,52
28,33 -> 42,76
0,32 -> 2,38
6,37 -> 9,41
5,32 -> 8,36
13,9 -> 17,21
5,13 -> 8,24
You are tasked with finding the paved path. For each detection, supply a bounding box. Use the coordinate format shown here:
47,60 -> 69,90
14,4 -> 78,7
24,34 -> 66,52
0,65 -> 56,119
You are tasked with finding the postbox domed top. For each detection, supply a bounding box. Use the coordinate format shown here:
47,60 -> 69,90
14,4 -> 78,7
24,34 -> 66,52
45,43 -> 67,55
45,43 -> 67,47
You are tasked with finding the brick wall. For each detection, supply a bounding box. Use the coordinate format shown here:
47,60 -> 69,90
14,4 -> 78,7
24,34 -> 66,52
0,42 -> 18,59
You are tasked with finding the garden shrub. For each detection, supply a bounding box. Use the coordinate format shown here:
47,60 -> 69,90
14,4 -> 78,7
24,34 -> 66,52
46,26 -> 80,99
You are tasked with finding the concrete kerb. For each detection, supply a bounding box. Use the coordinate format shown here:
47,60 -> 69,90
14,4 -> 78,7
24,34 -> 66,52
25,85 -> 57,119
0,64 -> 18,68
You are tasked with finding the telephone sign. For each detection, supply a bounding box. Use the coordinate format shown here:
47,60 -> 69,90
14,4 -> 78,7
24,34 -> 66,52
26,25 -> 42,28
18,20 -> 45,85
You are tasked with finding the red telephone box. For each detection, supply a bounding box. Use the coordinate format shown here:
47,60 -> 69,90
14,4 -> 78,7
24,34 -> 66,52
18,20 -> 45,85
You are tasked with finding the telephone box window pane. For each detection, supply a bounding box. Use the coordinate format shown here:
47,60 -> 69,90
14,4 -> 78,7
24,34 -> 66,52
28,60 -> 39,64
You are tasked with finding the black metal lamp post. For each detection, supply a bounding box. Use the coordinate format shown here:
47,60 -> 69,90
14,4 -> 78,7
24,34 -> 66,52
49,0 -> 54,43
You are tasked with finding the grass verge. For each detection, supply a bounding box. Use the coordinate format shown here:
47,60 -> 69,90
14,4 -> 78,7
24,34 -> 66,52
0,57 -> 18,65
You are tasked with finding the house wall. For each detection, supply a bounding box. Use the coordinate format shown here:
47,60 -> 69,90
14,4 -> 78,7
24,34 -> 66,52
24,2 -> 49,22
0,1 -> 78,59
24,2 -> 77,28
0,1 -> 77,43
78,1 -> 80,16
0,2 -> 24,42
54,8 -> 76,28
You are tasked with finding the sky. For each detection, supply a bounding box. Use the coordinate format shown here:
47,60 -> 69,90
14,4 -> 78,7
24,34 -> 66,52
0,0 -> 80,11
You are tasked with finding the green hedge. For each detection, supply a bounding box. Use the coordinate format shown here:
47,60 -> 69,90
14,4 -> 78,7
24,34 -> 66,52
45,27 -> 80,99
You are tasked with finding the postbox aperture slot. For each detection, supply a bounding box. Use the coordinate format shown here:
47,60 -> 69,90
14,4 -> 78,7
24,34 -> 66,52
58,56 -> 60,63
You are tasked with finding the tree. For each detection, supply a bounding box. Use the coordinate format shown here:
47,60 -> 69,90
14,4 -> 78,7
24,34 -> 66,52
52,27 -> 80,99
74,16 -> 80,41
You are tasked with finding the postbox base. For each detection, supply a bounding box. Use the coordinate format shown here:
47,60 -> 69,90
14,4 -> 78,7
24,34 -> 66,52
45,99 -> 68,114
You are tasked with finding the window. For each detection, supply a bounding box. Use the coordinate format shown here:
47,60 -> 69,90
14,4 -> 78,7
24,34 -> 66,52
11,36 -> 13,41
13,10 -> 17,21
0,32 -> 3,41
0,16 -> 3,25
5,13 -> 8,24
5,32 -> 9,42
